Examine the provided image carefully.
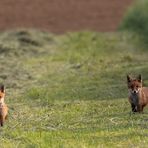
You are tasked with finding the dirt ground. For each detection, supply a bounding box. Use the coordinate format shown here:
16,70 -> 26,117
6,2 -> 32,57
0,0 -> 133,33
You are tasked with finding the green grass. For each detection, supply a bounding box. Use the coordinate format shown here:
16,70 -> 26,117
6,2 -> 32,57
0,29 -> 148,147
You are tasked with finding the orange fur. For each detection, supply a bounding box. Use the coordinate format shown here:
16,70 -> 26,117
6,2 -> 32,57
0,85 -> 8,126
127,75 -> 148,113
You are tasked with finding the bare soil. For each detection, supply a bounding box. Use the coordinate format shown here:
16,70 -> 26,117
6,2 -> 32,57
0,0 -> 133,33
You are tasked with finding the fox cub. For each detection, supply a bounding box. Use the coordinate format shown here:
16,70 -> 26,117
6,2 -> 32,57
127,74 -> 148,113
0,85 -> 8,126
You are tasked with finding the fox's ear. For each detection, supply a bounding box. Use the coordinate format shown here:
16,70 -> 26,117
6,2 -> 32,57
127,75 -> 132,83
0,85 -> 5,93
137,74 -> 142,82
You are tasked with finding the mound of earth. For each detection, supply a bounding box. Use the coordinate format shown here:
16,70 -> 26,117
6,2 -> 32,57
0,0 -> 133,33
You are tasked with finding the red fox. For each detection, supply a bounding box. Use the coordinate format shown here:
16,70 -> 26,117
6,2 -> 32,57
127,74 -> 148,113
0,85 -> 8,126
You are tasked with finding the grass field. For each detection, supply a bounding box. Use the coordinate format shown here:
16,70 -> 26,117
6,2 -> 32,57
0,30 -> 147,148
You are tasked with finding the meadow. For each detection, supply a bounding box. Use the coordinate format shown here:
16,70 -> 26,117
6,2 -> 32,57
0,29 -> 147,148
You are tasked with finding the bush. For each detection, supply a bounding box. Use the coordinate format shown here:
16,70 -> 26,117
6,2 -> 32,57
119,0 -> 148,44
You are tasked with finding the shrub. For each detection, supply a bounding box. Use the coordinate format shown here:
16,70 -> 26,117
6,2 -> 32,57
119,0 -> 148,44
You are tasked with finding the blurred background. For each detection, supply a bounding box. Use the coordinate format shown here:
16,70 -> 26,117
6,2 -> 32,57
1,0 -> 148,147
0,0 -> 133,33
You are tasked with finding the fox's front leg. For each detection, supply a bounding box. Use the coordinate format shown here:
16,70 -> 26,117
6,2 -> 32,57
5,114 -> 8,120
137,105 -> 143,113
131,104 -> 137,112
0,116 -> 4,126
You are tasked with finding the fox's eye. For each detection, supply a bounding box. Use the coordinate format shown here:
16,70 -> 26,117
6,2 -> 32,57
136,86 -> 139,88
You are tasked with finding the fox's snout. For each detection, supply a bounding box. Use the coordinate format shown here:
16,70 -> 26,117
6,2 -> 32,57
129,87 -> 141,94
133,90 -> 138,94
